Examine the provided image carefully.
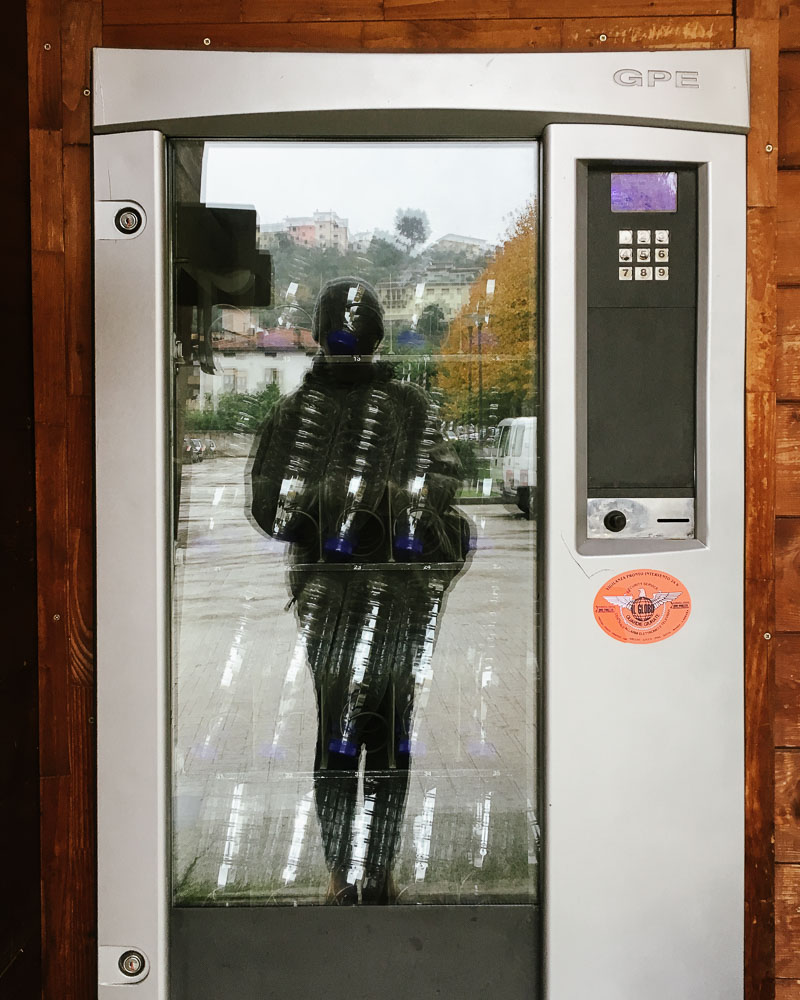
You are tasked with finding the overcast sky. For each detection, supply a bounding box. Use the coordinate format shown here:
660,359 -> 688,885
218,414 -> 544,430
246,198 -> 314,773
202,142 -> 537,246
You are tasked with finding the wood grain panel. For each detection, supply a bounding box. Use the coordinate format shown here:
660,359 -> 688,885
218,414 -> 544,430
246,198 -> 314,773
383,0 -> 731,18
776,634 -> 800,747
62,1 -> 101,147
776,518 -> 800,630
69,527 -> 94,687
777,981 -> 800,1000
777,750 -> 800,861
748,207 -> 778,392
64,683 -> 96,994
103,21 -> 365,49
243,0 -> 384,21
39,691 -> 96,997
778,287 -> 800,399
67,395 -> 94,687
561,15 -> 732,49
30,130 -> 64,254
781,0 -> 800,51
103,0 -> 242,25
739,18 -> 779,206
63,145 -> 92,398
778,170 -> 800,285
747,571 -> 776,1000
777,403 -> 800,515
748,391 -> 777,580
780,53 -> 800,169
102,15 -> 733,53
31,251 -> 67,428
35,420 -> 70,779
27,0 -> 62,130
363,17 -> 560,49
737,0 -> 778,18
39,775 -> 71,997
777,864 -> 800,978
385,0 -> 511,18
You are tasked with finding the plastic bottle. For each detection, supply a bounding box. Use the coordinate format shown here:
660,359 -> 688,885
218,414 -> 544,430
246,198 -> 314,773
391,392 -> 455,559
251,386 -> 340,543
391,575 -> 445,756
322,385 -> 397,558
323,575 -> 397,758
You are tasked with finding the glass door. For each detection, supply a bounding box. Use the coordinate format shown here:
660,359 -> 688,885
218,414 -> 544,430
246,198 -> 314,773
170,140 -> 539,919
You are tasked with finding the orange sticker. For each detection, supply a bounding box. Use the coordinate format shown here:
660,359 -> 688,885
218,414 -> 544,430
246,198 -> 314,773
593,569 -> 691,644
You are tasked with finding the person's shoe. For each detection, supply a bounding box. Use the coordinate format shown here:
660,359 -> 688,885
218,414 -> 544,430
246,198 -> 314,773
326,872 -> 358,905
360,871 -> 396,905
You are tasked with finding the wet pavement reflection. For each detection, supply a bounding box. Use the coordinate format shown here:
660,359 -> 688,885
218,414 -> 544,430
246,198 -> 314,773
173,459 -> 537,905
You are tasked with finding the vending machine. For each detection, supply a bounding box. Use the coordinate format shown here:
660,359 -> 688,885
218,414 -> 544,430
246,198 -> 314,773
93,49 -> 748,999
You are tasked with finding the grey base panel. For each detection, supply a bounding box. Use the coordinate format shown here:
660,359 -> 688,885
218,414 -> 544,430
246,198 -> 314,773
171,905 -> 539,1000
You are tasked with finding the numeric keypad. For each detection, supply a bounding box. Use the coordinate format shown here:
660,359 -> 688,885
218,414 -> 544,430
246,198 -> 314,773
617,228 -> 671,281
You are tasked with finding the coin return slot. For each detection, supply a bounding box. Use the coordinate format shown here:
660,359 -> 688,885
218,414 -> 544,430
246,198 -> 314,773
656,518 -> 690,523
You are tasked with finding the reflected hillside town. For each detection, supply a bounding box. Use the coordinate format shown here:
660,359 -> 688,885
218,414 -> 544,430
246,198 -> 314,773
171,141 -> 539,906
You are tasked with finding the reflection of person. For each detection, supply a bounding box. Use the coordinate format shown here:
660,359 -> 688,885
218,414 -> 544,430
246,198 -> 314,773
251,277 -> 471,904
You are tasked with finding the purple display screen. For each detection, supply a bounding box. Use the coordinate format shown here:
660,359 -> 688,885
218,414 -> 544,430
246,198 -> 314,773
610,172 -> 678,213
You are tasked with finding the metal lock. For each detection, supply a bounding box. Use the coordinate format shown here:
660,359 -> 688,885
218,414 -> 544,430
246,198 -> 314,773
119,950 -> 146,977
114,207 -> 143,234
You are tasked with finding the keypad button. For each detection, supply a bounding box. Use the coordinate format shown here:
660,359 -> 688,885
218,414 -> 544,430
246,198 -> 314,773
635,267 -> 653,281
655,247 -> 669,262
636,248 -> 651,262
637,230 -> 651,244
618,229 -> 633,245
619,248 -> 633,263
618,267 -> 633,281
655,230 -> 670,244
655,266 -> 669,280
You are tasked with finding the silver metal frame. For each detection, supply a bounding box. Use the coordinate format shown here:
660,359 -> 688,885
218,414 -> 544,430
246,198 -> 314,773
95,131 -> 169,998
92,49 -> 749,137
93,50 -> 748,1000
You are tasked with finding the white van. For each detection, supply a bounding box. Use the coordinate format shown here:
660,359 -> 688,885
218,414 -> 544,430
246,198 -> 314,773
491,416 -> 537,515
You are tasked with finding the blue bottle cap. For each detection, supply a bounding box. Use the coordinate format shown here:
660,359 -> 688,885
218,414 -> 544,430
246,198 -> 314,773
327,329 -> 358,355
324,536 -> 353,556
328,737 -> 359,757
393,535 -> 424,554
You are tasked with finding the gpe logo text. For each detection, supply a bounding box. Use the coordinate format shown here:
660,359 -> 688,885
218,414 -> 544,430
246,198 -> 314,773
613,69 -> 700,88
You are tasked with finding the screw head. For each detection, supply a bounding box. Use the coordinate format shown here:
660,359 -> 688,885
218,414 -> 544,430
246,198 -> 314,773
83,88 -> 90,96
203,37 -> 211,45
53,613 -> 61,621
765,143 -> 774,153
764,632 -> 772,640
599,33 -> 608,42
43,43 -> 51,50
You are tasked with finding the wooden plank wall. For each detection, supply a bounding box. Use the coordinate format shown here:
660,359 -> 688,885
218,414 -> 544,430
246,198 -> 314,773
23,0 -> 786,996
775,4 -> 800,998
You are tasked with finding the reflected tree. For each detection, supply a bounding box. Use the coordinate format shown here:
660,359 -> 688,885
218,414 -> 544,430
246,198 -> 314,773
434,203 -> 537,430
394,208 -> 431,255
